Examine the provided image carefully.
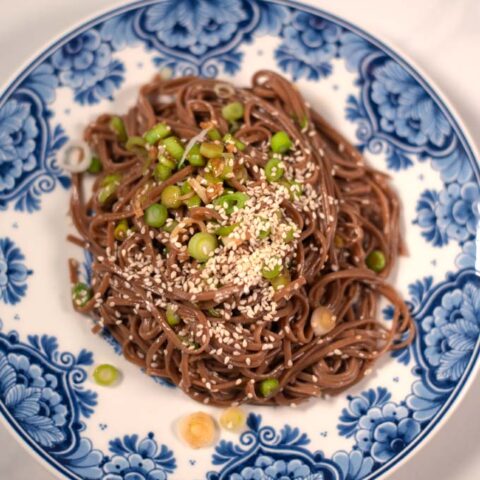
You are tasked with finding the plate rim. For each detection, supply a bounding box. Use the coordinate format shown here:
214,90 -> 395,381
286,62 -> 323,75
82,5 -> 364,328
0,1 -> 479,479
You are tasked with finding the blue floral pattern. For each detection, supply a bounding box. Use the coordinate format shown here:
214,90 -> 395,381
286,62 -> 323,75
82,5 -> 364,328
0,237 -> 31,305
0,329 -> 177,480
339,391 -> 421,467
423,282 -> 480,381
104,433 -> 176,480
275,12 -> 341,80
0,92 -> 69,211
50,30 -> 124,105
0,100 -> 37,192
0,0 -> 479,479
208,413 -> 349,480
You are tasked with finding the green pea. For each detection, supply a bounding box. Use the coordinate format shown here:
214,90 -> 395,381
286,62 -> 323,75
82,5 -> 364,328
144,203 -> 168,228
184,195 -> 201,208
366,250 -> 386,273
72,282 -> 92,307
125,136 -> 146,152
258,378 -> 280,397
110,116 -> 127,143
88,156 -> 102,174
207,128 -> 222,141
213,192 -> 249,215
154,163 -> 172,182
222,101 -> 244,122
162,136 -> 185,161
144,122 -> 171,145
114,219 -> 129,241
187,143 -> 206,167
265,158 -> 285,182
271,131 -> 292,153
162,219 -> 178,233
166,305 -> 181,326
188,232 -> 218,262
93,364 -> 119,386
216,224 -> 238,236
161,185 -> 182,209
200,141 -> 224,159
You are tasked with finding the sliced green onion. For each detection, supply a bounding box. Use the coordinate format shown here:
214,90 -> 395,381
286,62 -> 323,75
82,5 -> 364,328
213,192 -> 249,215
110,116 -> 127,143
166,305 -> 181,326
366,250 -> 386,273
261,262 -> 282,279
154,163 -> 172,182
270,273 -> 290,291
200,141 -> 224,159
299,116 -> 309,130
265,158 -> 285,182
184,195 -> 201,208
258,218 -> 271,239
258,378 -> 280,398
284,227 -> 296,243
161,185 -> 182,209
98,173 -> 122,204
162,136 -> 185,161
114,219 -> 129,241
216,224 -> 238,236
188,232 -> 218,262
101,173 -> 122,187
88,156 -> 102,174
125,136 -> 146,152
222,101 -> 244,122
229,121 -> 240,133
93,364 -> 119,386
279,179 -> 303,200
145,203 -> 168,228
206,157 -> 233,179
207,128 -> 222,141
207,307 -> 221,317
289,180 -> 303,199
158,154 -> 177,170
204,172 -> 222,184
181,182 -> 193,195
72,282 -> 92,307
223,133 -> 246,152
234,138 -> 246,151
162,219 -> 178,233
271,131 -> 292,153
144,122 -> 171,145
187,143 -> 206,167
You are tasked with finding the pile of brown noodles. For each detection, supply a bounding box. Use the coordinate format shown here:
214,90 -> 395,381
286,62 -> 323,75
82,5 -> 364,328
68,71 -> 414,407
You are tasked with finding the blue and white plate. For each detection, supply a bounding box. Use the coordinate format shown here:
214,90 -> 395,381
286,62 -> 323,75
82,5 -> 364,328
0,1 -> 479,479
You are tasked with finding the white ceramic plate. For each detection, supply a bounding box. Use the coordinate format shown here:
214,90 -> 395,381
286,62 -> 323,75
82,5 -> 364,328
0,1 -> 479,479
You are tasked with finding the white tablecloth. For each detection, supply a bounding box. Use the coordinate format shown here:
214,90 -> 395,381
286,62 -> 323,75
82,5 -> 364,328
0,0 -> 479,478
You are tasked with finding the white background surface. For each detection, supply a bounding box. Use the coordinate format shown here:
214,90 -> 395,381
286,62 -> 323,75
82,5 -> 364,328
0,0 -> 479,478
